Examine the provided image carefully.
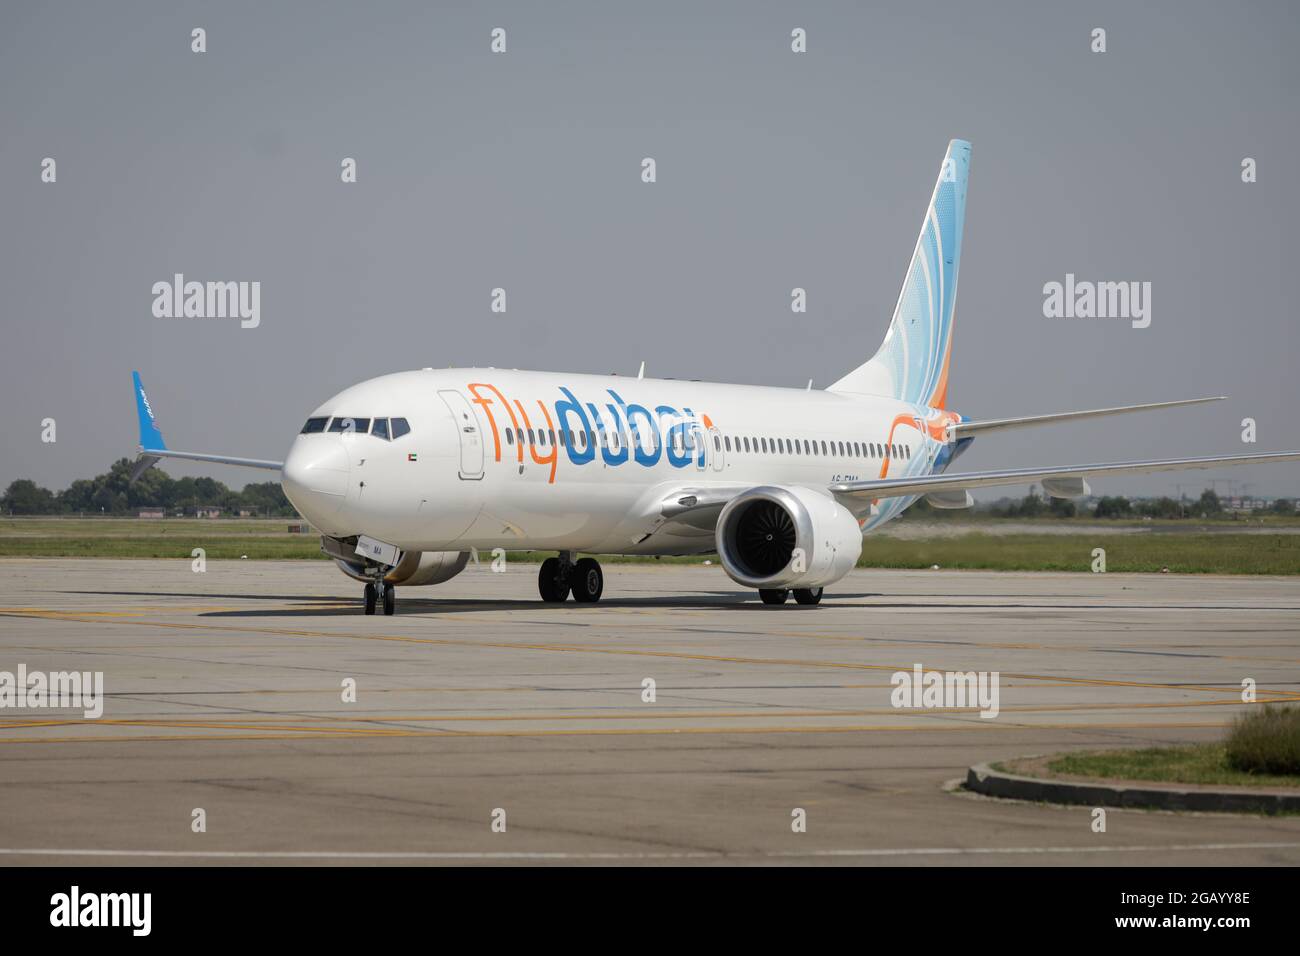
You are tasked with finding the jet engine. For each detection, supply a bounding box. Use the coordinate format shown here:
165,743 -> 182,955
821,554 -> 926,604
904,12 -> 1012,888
715,485 -> 863,590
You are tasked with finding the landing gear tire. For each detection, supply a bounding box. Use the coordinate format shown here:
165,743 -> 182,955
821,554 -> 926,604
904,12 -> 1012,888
759,588 -> 789,605
793,587 -> 823,606
538,557 -> 571,603
382,585 -> 396,616
571,557 -> 604,604
364,582 -> 378,615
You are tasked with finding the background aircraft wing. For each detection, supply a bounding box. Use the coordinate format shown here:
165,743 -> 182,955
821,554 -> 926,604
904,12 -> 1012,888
131,371 -> 283,479
135,449 -> 283,471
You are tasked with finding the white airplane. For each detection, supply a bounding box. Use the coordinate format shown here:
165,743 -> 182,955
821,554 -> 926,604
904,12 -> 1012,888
131,140 -> 1299,614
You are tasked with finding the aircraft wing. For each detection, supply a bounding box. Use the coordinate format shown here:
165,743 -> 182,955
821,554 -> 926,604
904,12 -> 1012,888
830,451 -> 1300,500
131,371 -> 284,479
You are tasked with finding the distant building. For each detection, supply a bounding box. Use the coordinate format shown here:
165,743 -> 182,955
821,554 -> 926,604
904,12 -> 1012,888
195,507 -> 222,519
1226,497 -> 1272,511
137,508 -> 164,519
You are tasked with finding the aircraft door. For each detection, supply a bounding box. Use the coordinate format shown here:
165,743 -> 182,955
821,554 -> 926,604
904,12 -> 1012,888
438,390 -> 484,480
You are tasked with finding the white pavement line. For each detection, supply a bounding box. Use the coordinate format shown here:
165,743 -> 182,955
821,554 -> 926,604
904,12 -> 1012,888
1,842 -> 1298,861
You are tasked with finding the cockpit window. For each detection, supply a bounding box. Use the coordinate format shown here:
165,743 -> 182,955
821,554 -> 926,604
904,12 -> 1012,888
328,417 -> 370,434
372,418 -> 390,440
300,417 -> 328,434
390,417 -> 411,439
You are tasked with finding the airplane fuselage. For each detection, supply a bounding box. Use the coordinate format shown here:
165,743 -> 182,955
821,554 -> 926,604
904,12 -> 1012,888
280,368 -> 964,555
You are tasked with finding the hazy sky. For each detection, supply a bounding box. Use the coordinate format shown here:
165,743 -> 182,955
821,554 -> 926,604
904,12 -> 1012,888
3,0 -> 1298,499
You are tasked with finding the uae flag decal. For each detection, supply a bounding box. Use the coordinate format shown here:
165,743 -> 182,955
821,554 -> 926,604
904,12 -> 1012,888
407,453 -> 418,462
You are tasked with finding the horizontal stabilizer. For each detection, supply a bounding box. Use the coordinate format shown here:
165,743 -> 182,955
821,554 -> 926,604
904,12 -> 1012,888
950,396 -> 1225,438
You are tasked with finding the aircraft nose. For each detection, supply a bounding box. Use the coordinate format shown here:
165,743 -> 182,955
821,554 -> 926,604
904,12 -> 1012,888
281,439 -> 349,518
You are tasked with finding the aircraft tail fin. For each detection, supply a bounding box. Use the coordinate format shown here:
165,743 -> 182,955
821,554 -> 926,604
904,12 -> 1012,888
129,371 -> 283,480
828,139 -> 970,409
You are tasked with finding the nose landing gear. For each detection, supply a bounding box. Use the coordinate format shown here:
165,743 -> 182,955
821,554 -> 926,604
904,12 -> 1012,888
364,579 -> 397,615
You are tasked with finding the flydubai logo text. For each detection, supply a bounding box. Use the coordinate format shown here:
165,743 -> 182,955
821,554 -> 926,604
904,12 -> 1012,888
467,382 -> 714,484
152,274 -> 260,329
890,664 -> 1000,718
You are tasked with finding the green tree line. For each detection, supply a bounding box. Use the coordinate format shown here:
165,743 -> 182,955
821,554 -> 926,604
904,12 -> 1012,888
2,459 -> 297,516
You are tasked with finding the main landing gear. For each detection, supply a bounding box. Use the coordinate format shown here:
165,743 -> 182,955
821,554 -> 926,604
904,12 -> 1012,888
539,552 -> 604,604
758,587 -> 823,606
364,579 -> 396,616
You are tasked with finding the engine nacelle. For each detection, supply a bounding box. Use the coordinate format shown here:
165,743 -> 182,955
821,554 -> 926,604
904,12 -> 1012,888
716,485 -> 863,590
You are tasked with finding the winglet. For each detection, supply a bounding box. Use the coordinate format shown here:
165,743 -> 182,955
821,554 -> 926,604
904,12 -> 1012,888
132,371 -> 167,451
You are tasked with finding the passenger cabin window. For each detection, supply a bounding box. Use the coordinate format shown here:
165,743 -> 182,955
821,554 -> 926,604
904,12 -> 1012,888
390,418 -> 411,439
300,417 -> 328,434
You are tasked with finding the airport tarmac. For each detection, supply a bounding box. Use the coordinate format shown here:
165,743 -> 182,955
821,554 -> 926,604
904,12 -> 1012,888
1,558 -> 1298,866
